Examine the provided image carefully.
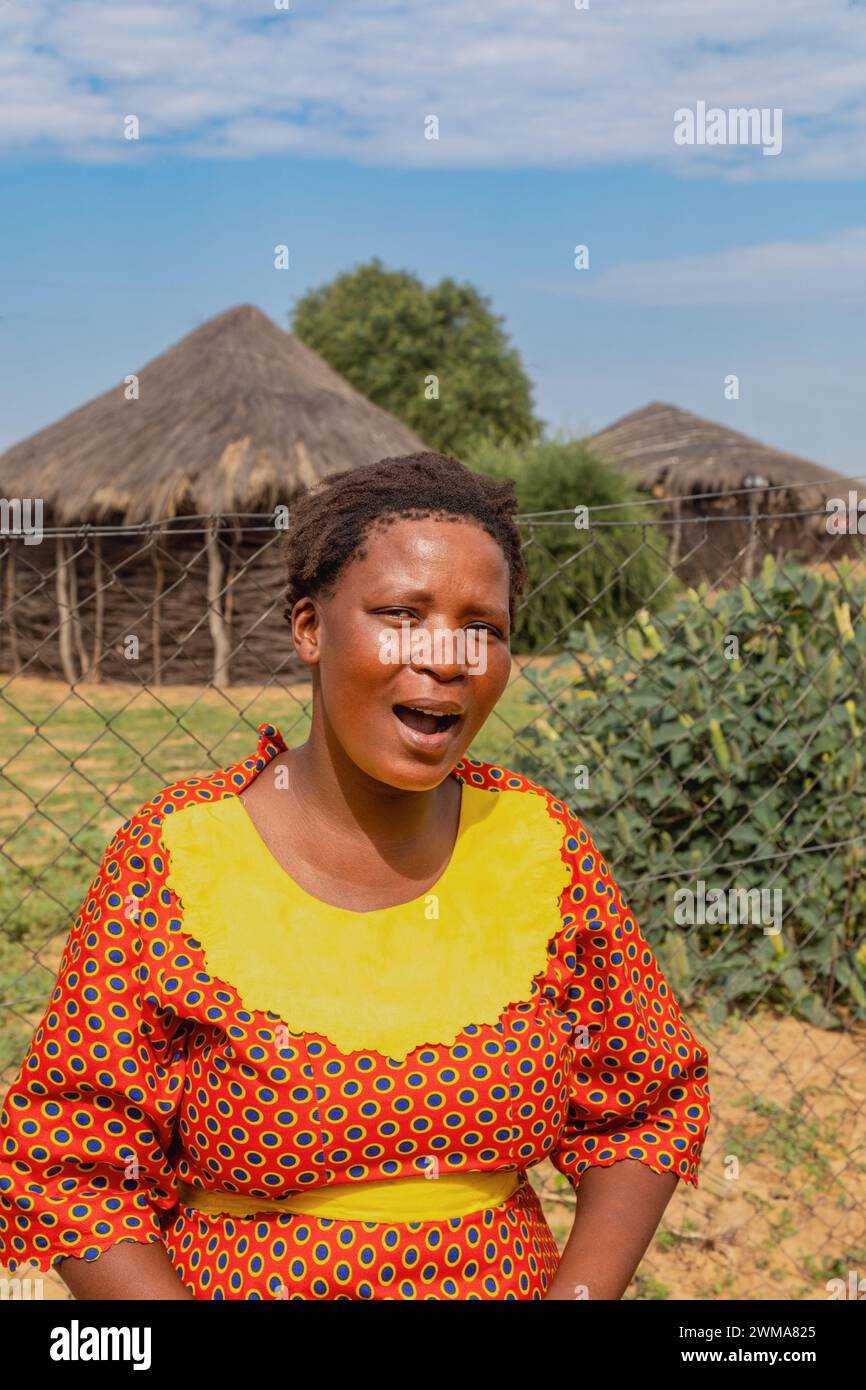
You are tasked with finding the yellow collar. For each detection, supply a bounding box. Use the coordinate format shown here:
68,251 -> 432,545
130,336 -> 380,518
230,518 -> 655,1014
161,777 -> 571,1061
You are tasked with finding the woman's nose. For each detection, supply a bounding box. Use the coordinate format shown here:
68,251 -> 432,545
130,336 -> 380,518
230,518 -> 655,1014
407,620 -> 487,678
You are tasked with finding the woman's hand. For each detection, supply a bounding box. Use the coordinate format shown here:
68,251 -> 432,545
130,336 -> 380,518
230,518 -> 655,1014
544,1159 -> 680,1301
58,1240 -> 195,1300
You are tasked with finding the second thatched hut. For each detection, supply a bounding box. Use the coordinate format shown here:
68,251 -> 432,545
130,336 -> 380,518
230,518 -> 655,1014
588,402 -> 855,583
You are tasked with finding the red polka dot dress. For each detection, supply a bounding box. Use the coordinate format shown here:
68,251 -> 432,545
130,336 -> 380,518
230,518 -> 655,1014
0,724 -> 711,1299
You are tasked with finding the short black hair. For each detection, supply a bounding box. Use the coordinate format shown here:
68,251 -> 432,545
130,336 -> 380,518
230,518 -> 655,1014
282,450 -> 527,631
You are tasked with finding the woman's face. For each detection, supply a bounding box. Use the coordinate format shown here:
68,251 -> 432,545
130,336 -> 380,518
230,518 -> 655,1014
291,515 -> 514,790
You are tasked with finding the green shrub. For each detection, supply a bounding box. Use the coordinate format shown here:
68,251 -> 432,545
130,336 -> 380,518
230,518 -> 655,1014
511,556 -> 866,1028
467,437 -> 675,653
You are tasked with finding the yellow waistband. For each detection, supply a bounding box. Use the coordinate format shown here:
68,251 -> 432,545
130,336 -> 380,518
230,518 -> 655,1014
177,1169 -> 522,1223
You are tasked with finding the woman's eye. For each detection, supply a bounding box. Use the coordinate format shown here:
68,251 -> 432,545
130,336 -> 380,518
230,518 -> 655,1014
376,610 -> 503,638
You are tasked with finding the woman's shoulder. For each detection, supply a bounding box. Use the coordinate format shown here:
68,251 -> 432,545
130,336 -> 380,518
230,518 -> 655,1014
454,753 -> 590,839
106,721 -> 287,869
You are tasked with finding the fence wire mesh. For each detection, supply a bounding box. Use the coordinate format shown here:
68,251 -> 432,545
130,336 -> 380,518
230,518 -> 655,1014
1,493 -> 864,1300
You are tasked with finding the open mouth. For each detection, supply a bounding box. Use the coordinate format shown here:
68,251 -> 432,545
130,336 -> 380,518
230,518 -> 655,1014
392,704 -> 462,737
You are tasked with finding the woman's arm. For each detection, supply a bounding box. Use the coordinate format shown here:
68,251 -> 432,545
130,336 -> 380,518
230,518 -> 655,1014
0,820 -> 193,1284
545,1159 -> 679,1300
58,1241 -> 195,1300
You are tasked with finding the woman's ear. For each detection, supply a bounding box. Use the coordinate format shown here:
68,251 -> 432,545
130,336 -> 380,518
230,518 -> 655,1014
290,597 -> 322,667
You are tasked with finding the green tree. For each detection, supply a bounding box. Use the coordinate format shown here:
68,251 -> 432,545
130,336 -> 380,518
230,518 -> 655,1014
291,259 -> 541,455
467,437 -> 675,652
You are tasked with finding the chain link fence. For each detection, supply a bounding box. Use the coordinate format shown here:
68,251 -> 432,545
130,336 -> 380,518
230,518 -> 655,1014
1,491 -> 865,1300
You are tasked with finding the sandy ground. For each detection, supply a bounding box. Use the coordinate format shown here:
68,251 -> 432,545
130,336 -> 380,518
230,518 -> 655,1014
537,1007 -> 866,1300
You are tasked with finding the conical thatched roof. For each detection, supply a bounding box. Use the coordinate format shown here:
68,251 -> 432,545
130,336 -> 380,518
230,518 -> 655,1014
588,402 -> 845,501
0,305 -> 427,523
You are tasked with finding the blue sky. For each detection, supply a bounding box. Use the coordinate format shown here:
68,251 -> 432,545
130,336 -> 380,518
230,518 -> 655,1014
1,0 -> 865,472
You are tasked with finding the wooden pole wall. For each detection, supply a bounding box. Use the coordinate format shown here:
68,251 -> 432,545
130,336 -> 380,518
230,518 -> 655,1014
2,548 -> 22,675
89,536 -> 104,682
151,532 -> 165,683
206,519 -> 231,688
56,537 -> 79,686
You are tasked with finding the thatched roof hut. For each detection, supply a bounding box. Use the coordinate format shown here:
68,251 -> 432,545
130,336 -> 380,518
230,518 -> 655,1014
0,305 -> 426,686
588,402 -> 856,581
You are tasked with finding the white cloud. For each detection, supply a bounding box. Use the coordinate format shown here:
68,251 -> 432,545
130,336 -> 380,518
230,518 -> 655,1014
0,0 -> 865,175
543,226 -> 866,306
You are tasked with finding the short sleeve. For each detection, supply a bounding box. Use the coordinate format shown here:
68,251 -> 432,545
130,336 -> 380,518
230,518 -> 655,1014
0,826 -> 188,1273
548,811 -> 711,1191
